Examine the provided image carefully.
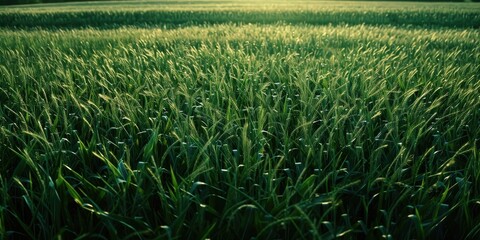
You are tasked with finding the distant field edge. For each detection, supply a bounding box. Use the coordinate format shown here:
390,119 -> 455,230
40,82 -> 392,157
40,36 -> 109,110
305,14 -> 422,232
1,9 -> 479,29
2,0 -> 480,6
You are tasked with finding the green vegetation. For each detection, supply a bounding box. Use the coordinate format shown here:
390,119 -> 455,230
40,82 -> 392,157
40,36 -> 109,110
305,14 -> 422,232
1,1 -> 480,239
2,1 -> 480,28
1,0 -> 479,5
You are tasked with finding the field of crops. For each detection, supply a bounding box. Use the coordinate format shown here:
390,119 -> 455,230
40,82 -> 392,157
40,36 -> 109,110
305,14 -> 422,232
2,1 -> 480,28
1,1 -> 480,239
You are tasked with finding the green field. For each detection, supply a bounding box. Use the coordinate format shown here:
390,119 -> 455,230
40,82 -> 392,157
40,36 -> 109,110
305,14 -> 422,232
2,1 -> 480,28
1,1 -> 480,239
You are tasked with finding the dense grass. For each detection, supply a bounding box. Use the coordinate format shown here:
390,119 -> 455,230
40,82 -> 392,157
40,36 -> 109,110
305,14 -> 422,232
1,1 -> 480,239
1,1 -> 480,28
